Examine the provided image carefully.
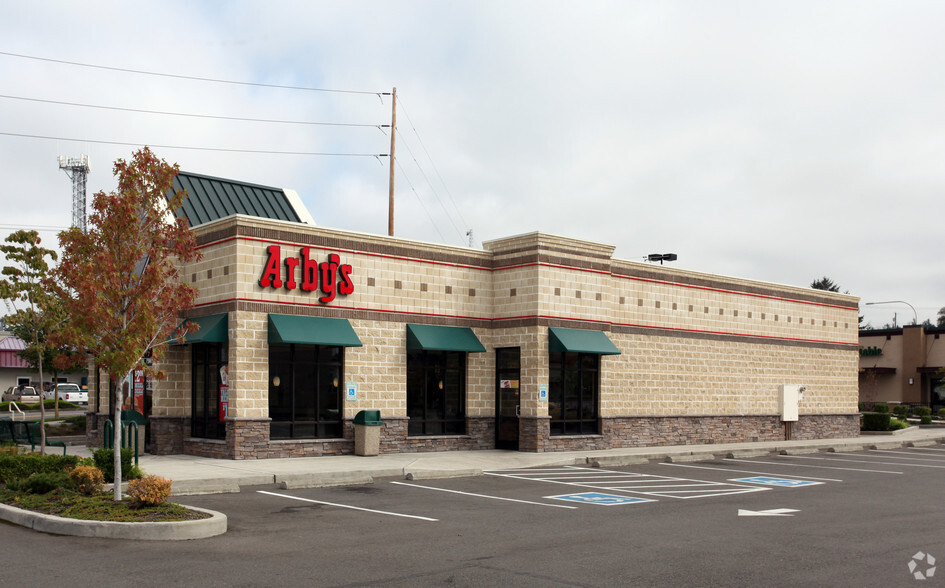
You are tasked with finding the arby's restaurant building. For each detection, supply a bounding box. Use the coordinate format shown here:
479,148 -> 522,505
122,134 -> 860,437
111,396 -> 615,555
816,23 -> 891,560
87,172 -> 862,459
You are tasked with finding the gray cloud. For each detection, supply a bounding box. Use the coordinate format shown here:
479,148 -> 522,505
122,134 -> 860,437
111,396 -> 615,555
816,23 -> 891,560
2,0 -> 943,326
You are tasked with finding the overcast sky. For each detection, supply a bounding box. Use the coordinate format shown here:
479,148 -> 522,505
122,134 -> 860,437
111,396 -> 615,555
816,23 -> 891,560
2,1 -> 943,327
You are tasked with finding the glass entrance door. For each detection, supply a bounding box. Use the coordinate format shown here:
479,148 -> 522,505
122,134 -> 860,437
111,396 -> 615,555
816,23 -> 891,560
495,347 -> 521,450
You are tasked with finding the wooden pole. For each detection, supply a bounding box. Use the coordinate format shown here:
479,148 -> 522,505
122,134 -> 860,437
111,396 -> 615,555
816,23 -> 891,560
388,87 -> 396,237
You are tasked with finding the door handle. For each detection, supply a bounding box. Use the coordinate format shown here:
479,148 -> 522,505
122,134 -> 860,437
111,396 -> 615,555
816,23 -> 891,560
515,405 -> 520,417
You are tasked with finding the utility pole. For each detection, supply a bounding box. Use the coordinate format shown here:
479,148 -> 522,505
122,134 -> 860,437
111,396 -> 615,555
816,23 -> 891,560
58,154 -> 91,233
388,87 -> 396,237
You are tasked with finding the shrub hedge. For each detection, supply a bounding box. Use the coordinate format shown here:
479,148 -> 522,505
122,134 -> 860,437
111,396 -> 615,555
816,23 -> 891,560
873,402 -> 890,413
92,448 -> 136,483
861,412 -> 892,431
893,405 -> 911,419
0,453 -> 79,485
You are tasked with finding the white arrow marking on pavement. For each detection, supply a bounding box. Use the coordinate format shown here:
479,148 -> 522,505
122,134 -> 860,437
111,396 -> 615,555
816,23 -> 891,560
738,508 -> 800,517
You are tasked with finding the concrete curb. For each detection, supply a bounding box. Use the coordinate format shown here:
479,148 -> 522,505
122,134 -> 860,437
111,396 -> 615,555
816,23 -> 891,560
277,471 -> 382,489
0,502 -> 226,540
405,468 -> 484,481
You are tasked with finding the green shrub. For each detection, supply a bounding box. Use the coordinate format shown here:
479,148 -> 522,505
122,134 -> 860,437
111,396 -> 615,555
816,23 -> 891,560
914,406 -> 932,418
858,401 -> 867,412
0,453 -> 79,485
893,405 -> 911,419
873,402 -> 890,413
921,415 -> 933,425
92,448 -> 135,483
888,418 -> 910,430
8,471 -> 72,494
938,408 -> 945,420
862,412 -> 892,431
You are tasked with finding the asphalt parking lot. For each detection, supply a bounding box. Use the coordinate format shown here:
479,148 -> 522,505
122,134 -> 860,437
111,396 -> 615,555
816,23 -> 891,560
4,446 -> 945,587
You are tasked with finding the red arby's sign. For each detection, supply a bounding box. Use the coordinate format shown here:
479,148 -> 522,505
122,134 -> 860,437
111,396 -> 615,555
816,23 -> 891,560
258,245 -> 354,303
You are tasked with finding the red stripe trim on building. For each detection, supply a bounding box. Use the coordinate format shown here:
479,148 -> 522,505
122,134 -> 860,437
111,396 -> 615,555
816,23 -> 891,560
199,235 -> 857,312
192,298 -> 857,346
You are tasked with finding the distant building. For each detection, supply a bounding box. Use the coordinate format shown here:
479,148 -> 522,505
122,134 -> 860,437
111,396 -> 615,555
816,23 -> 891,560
0,332 -> 88,391
858,325 -> 945,412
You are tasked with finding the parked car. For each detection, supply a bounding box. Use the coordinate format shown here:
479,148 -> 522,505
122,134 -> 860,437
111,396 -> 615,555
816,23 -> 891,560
2,386 -> 41,404
43,383 -> 88,405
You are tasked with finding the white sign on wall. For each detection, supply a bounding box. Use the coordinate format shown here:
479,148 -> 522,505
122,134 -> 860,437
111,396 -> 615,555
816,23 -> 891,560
539,384 -> 548,402
345,382 -> 357,402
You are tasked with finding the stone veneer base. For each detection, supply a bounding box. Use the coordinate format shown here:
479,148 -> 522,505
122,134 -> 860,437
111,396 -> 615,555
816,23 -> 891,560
138,414 -> 860,459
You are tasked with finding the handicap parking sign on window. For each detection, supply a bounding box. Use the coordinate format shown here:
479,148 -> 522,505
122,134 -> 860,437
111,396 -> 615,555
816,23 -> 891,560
731,476 -> 822,488
547,492 -> 654,506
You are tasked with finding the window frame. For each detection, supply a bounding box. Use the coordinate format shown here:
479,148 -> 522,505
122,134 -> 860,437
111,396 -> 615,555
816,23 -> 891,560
406,350 -> 467,436
268,343 -> 345,440
191,342 -> 228,440
548,351 -> 599,435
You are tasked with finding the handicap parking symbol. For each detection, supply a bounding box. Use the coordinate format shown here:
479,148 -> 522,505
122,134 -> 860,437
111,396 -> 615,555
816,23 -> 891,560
731,476 -> 822,488
547,492 -> 654,506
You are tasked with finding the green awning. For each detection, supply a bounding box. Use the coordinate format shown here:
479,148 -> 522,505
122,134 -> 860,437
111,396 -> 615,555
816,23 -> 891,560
406,324 -> 486,353
268,314 -> 362,347
171,313 -> 228,345
548,327 -> 621,355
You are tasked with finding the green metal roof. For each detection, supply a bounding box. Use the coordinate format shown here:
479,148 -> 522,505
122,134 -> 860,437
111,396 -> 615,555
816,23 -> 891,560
406,324 -> 486,353
548,327 -> 621,355
169,171 -> 302,227
268,314 -> 363,347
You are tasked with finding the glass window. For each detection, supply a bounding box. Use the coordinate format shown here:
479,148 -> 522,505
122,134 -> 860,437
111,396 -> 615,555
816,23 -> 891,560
407,350 -> 466,436
191,343 -> 227,440
268,343 -> 344,439
549,351 -> 599,435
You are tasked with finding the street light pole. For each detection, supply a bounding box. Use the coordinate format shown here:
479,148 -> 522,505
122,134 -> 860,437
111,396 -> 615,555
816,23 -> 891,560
864,300 -> 918,325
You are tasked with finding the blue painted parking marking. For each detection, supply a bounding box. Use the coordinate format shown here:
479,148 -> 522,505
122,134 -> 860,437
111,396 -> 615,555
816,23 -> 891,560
547,492 -> 655,506
731,476 -> 823,487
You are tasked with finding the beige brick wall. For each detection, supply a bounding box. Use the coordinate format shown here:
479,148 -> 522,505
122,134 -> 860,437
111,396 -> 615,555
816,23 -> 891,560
602,333 -> 858,416
173,217 -> 859,430
229,310 -> 268,418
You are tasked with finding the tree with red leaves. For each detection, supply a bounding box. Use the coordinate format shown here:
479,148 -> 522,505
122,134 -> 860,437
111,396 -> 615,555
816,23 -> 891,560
53,147 -> 200,499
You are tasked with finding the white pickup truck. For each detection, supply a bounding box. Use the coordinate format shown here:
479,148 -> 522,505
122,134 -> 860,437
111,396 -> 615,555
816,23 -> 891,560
44,383 -> 89,405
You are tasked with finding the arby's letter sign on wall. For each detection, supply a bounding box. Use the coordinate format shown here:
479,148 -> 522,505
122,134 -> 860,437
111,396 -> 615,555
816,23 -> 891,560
258,245 -> 354,303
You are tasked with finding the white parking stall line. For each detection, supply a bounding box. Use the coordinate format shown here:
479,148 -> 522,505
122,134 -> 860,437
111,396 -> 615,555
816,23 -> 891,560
752,456 -> 904,475
780,454 -> 945,469
389,481 -> 578,509
907,446 -> 945,452
486,467 -> 768,500
865,450 -> 945,462
257,490 -> 439,521
661,461 -> 844,482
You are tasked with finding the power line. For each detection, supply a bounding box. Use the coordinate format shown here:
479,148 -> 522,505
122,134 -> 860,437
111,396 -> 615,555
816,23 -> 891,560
0,224 -> 69,233
0,94 -> 390,129
398,98 -> 470,231
394,159 -> 447,244
395,127 -> 466,244
0,132 -> 388,158
0,51 -> 389,96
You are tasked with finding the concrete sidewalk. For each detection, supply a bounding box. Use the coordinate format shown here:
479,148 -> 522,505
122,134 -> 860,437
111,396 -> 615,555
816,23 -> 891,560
60,427 -> 945,496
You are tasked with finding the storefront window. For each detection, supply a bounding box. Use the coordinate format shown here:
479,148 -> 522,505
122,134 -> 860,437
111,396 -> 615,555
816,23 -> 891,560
549,352 -> 599,435
932,378 -> 945,414
192,343 -> 227,439
269,343 -> 343,439
407,350 -> 466,435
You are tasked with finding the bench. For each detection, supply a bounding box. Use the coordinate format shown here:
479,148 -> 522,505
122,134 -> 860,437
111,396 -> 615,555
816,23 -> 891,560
0,420 -> 67,455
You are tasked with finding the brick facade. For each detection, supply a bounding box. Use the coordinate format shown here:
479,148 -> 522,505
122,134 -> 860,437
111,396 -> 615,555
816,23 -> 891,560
87,216 -> 861,459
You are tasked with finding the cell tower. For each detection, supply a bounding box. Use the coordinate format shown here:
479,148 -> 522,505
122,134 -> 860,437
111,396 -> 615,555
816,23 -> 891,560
58,154 -> 90,232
